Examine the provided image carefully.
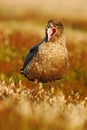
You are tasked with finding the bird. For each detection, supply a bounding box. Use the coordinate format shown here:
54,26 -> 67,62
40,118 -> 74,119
20,19 -> 69,85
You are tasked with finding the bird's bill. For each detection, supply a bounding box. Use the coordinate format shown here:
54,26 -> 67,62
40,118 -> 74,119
47,27 -> 57,41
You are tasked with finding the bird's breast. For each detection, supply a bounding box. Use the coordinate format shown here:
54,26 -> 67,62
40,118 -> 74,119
38,42 -> 68,64
25,41 -> 69,82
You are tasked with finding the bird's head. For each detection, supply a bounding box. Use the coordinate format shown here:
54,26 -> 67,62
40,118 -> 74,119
45,19 -> 64,42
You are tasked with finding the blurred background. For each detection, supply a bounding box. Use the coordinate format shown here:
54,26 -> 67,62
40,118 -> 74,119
0,0 -> 87,20
0,0 -> 87,97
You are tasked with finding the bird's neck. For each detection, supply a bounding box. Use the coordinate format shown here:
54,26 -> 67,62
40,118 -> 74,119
49,33 -> 66,45
45,32 -> 66,47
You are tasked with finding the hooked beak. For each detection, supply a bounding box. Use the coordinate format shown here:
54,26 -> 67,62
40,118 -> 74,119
45,23 -> 57,41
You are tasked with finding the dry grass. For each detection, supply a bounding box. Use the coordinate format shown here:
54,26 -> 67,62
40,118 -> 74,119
0,79 -> 87,130
0,20 -> 87,96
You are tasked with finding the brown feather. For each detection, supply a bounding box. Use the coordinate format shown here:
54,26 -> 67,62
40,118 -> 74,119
22,19 -> 69,83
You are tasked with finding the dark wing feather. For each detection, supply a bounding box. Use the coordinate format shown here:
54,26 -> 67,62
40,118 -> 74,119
21,44 -> 39,70
20,37 -> 47,75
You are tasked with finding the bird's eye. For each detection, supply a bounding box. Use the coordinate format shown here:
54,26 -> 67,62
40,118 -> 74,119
50,24 -> 54,27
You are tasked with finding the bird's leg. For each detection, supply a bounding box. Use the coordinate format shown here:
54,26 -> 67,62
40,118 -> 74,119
49,81 -> 54,94
39,82 -> 43,90
29,80 -> 43,95
29,79 -> 39,95
34,79 -> 39,93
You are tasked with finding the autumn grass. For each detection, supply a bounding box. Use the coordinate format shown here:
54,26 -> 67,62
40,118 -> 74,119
0,18 -> 87,130
0,20 -> 87,95
0,79 -> 87,130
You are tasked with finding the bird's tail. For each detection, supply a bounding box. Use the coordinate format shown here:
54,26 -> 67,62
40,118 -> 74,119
20,68 -> 24,75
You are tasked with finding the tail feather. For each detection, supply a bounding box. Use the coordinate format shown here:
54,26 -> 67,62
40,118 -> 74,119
20,68 -> 24,75
20,68 -> 24,71
20,72 -> 24,75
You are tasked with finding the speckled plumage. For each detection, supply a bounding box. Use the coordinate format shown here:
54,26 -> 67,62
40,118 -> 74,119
21,19 -> 69,83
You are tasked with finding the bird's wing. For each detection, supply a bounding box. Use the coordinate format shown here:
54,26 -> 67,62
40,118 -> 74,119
21,44 -> 39,70
20,37 -> 46,73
